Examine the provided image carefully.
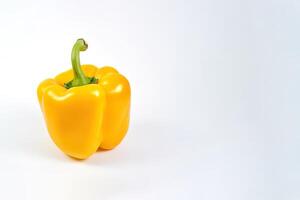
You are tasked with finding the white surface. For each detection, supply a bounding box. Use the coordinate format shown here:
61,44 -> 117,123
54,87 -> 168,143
0,0 -> 299,199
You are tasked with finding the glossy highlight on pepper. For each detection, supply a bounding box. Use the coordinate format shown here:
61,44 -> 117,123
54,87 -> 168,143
37,39 -> 131,159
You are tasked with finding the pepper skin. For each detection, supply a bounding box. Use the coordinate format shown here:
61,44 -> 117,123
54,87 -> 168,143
37,39 -> 130,159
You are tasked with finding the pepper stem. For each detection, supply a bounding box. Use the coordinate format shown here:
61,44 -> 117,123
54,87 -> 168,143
64,38 -> 97,89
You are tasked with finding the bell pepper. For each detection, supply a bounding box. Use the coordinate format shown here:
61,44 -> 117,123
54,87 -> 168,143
37,39 -> 131,159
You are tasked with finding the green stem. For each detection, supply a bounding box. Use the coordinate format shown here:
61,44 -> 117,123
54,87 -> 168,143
64,39 -> 97,89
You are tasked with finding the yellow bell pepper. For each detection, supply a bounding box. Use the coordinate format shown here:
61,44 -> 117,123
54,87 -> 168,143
37,39 -> 131,159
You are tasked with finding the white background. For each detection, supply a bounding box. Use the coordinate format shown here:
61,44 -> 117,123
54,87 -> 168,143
0,0 -> 299,199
